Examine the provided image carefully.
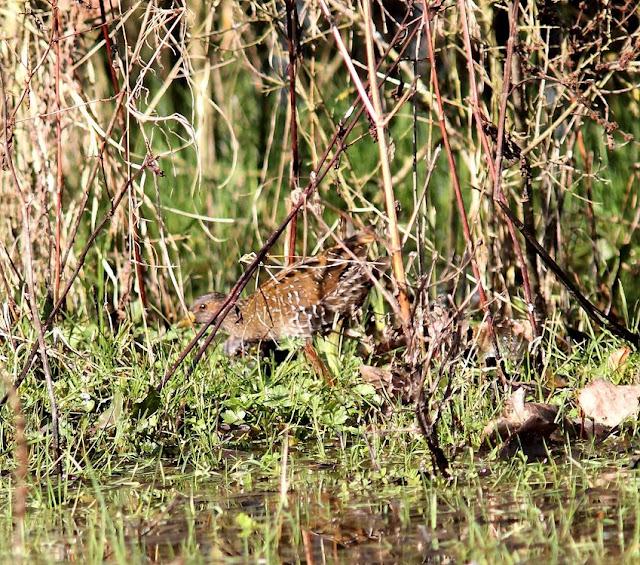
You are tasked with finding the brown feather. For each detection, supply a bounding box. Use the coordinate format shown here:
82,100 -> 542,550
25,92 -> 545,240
188,231 -> 382,348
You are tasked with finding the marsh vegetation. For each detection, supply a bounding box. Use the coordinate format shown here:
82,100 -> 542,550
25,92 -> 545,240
0,0 -> 639,562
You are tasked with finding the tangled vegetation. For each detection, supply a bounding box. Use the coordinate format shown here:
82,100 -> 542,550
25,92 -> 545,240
0,0 -> 639,561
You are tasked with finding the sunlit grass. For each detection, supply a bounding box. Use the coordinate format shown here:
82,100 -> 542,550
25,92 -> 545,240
1,0 -> 640,561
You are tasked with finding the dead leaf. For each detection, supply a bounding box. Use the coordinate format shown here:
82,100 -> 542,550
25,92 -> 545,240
483,389 -> 558,439
359,364 -> 420,405
607,347 -> 631,373
577,379 -> 640,428
482,388 -> 559,458
475,318 -> 533,363
360,365 -> 392,389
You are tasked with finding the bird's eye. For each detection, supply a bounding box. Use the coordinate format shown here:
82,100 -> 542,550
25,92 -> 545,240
200,304 -> 206,310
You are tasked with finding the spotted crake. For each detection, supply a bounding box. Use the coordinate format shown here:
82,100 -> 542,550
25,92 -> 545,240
189,231 -> 384,354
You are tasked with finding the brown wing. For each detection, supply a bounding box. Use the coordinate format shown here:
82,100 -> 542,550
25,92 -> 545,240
238,231 -> 377,339
315,232 -> 378,326
238,256 -> 325,340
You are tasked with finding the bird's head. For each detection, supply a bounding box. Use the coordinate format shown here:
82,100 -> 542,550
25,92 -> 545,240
177,292 -> 228,327
190,291 -> 228,324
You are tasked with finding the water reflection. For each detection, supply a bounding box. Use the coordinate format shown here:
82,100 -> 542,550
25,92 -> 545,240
8,450 -> 640,563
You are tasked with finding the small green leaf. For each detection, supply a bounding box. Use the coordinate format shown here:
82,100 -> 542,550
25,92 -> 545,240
222,409 -> 246,425
235,512 -> 257,537
353,383 -> 377,398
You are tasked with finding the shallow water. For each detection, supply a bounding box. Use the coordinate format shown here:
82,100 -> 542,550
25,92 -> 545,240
6,447 -> 640,563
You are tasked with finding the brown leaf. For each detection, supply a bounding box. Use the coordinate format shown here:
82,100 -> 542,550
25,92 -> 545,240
475,318 -> 533,363
359,365 -> 392,390
607,347 -> 631,373
577,379 -> 640,428
359,364 -> 420,404
482,388 -> 559,443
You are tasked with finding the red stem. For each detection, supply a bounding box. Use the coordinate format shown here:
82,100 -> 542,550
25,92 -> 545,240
458,0 -> 539,337
490,1 -> 539,336
421,2 -> 506,382
53,2 -> 63,303
421,6 -> 487,307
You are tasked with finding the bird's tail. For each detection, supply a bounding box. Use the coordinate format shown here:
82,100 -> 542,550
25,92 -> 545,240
317,229 -> 387,327
327,229 -> 377,260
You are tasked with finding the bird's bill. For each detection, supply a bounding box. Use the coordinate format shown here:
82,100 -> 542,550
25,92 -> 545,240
176,311 -> 196,328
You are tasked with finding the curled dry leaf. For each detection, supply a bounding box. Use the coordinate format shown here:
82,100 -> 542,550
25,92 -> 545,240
577,378 -> 640,428
359,365 -> 392,389
482,389 -> 559,458
607,347 -> 631,373
359,364 -> 420,405
482,388 -> 558,441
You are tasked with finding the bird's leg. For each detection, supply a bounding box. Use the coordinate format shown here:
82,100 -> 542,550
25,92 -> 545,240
303,339 -> 334,387
223,337 -> 248,356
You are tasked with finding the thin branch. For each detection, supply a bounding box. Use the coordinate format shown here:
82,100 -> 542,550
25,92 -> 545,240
0,70 -> 62,474
97,0 -> 148,311
1,368 -> 28,552
458,0 -> 540,338
53,1 -> 64,303
60,91 -> 127,272
285,0 -> 301,265
490,1 -> 539,335
420,1 -> 506,382
362,0 -> 412,330
498,201 -> 640,348
318,0 -> 377,121
0,161 -> 149,407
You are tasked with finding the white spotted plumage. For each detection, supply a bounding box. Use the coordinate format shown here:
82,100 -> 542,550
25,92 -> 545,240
190,231 -> 384,350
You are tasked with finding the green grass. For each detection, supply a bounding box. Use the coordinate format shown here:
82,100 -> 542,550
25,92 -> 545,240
0,431 -> 638,562
1,318 -> 639,562
2,1 -> 640,561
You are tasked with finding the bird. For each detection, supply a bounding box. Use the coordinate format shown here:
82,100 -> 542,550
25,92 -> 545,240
186,230 -> 383,355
